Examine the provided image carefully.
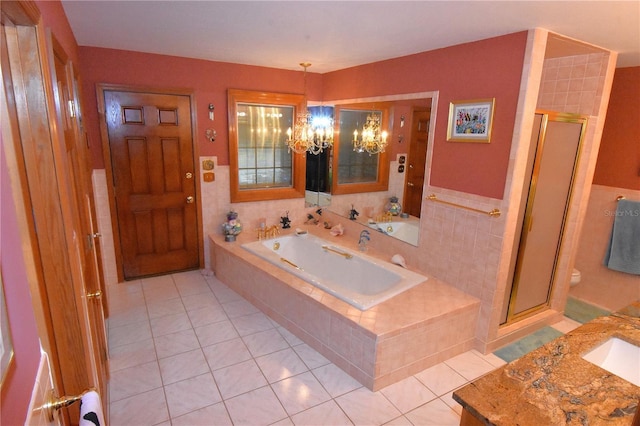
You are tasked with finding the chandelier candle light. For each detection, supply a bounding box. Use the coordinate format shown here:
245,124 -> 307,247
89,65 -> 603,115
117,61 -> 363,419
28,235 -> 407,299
286,63 -> 334,155
353,111 -> 388,155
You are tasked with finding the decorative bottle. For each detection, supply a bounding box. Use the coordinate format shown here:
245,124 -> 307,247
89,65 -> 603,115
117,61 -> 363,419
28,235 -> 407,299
386,196 -> 402,216
222,211 -> 243,242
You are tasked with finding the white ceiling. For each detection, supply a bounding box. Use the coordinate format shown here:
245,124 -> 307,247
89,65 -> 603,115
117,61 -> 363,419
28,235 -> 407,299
61,1 -> 640,73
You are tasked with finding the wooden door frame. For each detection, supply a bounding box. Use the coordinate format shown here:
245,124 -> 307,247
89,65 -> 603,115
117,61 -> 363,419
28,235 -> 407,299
401,106 -> 430,218
50,30 -> 110,407
2,1 -> 98,423
97,84 -> 203,282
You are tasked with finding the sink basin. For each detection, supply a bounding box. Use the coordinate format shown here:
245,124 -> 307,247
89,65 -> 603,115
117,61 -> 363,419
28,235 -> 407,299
582,337 -> 640,386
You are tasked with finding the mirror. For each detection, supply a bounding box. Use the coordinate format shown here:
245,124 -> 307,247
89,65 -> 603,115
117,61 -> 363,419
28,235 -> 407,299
315,92 -> 436,246
305,106 -> 333,207
332,104 -> 390,195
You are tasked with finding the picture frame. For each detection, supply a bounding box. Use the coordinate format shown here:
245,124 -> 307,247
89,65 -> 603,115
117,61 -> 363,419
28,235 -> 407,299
447,98 -> 495,143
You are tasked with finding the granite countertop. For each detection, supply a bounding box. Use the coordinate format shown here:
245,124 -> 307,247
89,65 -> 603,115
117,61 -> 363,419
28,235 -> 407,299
453,302 -> 640,425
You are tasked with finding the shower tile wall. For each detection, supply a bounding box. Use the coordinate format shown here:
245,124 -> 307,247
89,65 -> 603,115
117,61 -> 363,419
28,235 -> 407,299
535,50 -> 617,315
538,53 -> 608,116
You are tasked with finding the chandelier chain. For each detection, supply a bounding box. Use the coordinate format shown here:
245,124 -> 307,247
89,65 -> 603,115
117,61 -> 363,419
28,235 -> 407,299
286,63 -> 334,155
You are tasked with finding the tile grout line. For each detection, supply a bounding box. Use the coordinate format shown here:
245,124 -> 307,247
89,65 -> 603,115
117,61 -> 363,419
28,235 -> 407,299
107,271 -> 585,425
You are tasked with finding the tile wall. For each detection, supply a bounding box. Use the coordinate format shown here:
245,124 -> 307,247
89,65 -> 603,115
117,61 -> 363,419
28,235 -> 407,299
93,170 -> 118,286
24,350 -> 55,426
571,185 -> 640,311
538,53 -> 608,116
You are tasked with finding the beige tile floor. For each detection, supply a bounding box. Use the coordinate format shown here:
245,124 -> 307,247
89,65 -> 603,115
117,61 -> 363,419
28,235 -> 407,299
106,270 -> 581,426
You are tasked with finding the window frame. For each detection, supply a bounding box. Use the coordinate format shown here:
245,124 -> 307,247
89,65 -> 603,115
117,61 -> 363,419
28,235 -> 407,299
331,103 -> 390,195
228,89 -> 306,203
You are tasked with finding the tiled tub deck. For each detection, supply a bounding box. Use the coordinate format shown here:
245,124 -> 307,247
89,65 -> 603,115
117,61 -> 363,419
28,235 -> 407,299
210,232 -> 480,391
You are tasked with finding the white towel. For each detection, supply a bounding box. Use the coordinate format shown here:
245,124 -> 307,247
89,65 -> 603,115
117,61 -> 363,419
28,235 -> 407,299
79,390 -> 105,426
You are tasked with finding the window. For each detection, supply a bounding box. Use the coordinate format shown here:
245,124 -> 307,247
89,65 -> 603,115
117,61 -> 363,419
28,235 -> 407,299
331,104 -> 390,195
228,89 -> 306,202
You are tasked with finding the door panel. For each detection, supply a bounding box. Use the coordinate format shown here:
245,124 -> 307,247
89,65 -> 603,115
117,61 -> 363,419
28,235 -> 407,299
104,90 -> 198,279
403,109 -> 429,218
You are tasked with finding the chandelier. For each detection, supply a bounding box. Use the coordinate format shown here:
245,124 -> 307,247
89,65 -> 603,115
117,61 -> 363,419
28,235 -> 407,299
353,111 -> 388,155
286,63 -> 334,155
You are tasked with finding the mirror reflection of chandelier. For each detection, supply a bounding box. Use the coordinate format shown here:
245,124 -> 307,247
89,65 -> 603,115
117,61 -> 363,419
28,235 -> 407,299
353,112 -> 388,155
286,63 -> 334,155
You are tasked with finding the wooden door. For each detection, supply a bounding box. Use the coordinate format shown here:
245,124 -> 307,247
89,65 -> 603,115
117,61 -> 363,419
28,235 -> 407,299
102,89 -> 199,279
1,2 -> 106,423
51,37 -> 109,406
403,109 -> 429,217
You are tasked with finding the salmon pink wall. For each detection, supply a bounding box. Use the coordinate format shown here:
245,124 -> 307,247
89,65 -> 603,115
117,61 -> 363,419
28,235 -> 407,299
77,48 -> 323,169
1,140 -> 42,426
324,32 -> 528,199
593,66 -> 640,190
35,0 -> 79,65
78,32 -> 526,199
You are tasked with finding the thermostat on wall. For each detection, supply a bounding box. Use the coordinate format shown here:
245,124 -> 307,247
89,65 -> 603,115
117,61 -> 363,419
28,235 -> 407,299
202,159 -> 215,170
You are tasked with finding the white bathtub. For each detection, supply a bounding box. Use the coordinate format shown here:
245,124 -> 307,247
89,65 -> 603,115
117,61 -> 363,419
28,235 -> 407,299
242,234 -> 427,310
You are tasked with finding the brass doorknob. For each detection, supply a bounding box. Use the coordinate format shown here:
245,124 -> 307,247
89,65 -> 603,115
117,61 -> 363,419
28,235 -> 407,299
185,172 -> 193,179
407,182 -> 414,187
186,196 -> 194,204
86,290 -> 102,299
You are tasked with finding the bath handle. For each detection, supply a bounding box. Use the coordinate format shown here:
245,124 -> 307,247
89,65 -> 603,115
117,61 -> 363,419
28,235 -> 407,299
321,245 -> 353,259
280,257 -> 302,270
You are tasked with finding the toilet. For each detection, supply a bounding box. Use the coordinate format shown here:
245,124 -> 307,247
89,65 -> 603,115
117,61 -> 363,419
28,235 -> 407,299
570,268 -> 581,286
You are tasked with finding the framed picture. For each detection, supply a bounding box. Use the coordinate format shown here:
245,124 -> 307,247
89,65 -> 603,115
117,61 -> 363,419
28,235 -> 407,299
447,98 -> 495,143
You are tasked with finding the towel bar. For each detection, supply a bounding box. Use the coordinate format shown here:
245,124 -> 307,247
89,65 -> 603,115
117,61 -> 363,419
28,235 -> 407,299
426,194 -> 501,218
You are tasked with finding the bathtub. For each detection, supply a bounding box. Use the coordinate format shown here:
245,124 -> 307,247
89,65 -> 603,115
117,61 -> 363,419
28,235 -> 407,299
242,234 -> 427,310
211,233 -> 480,390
